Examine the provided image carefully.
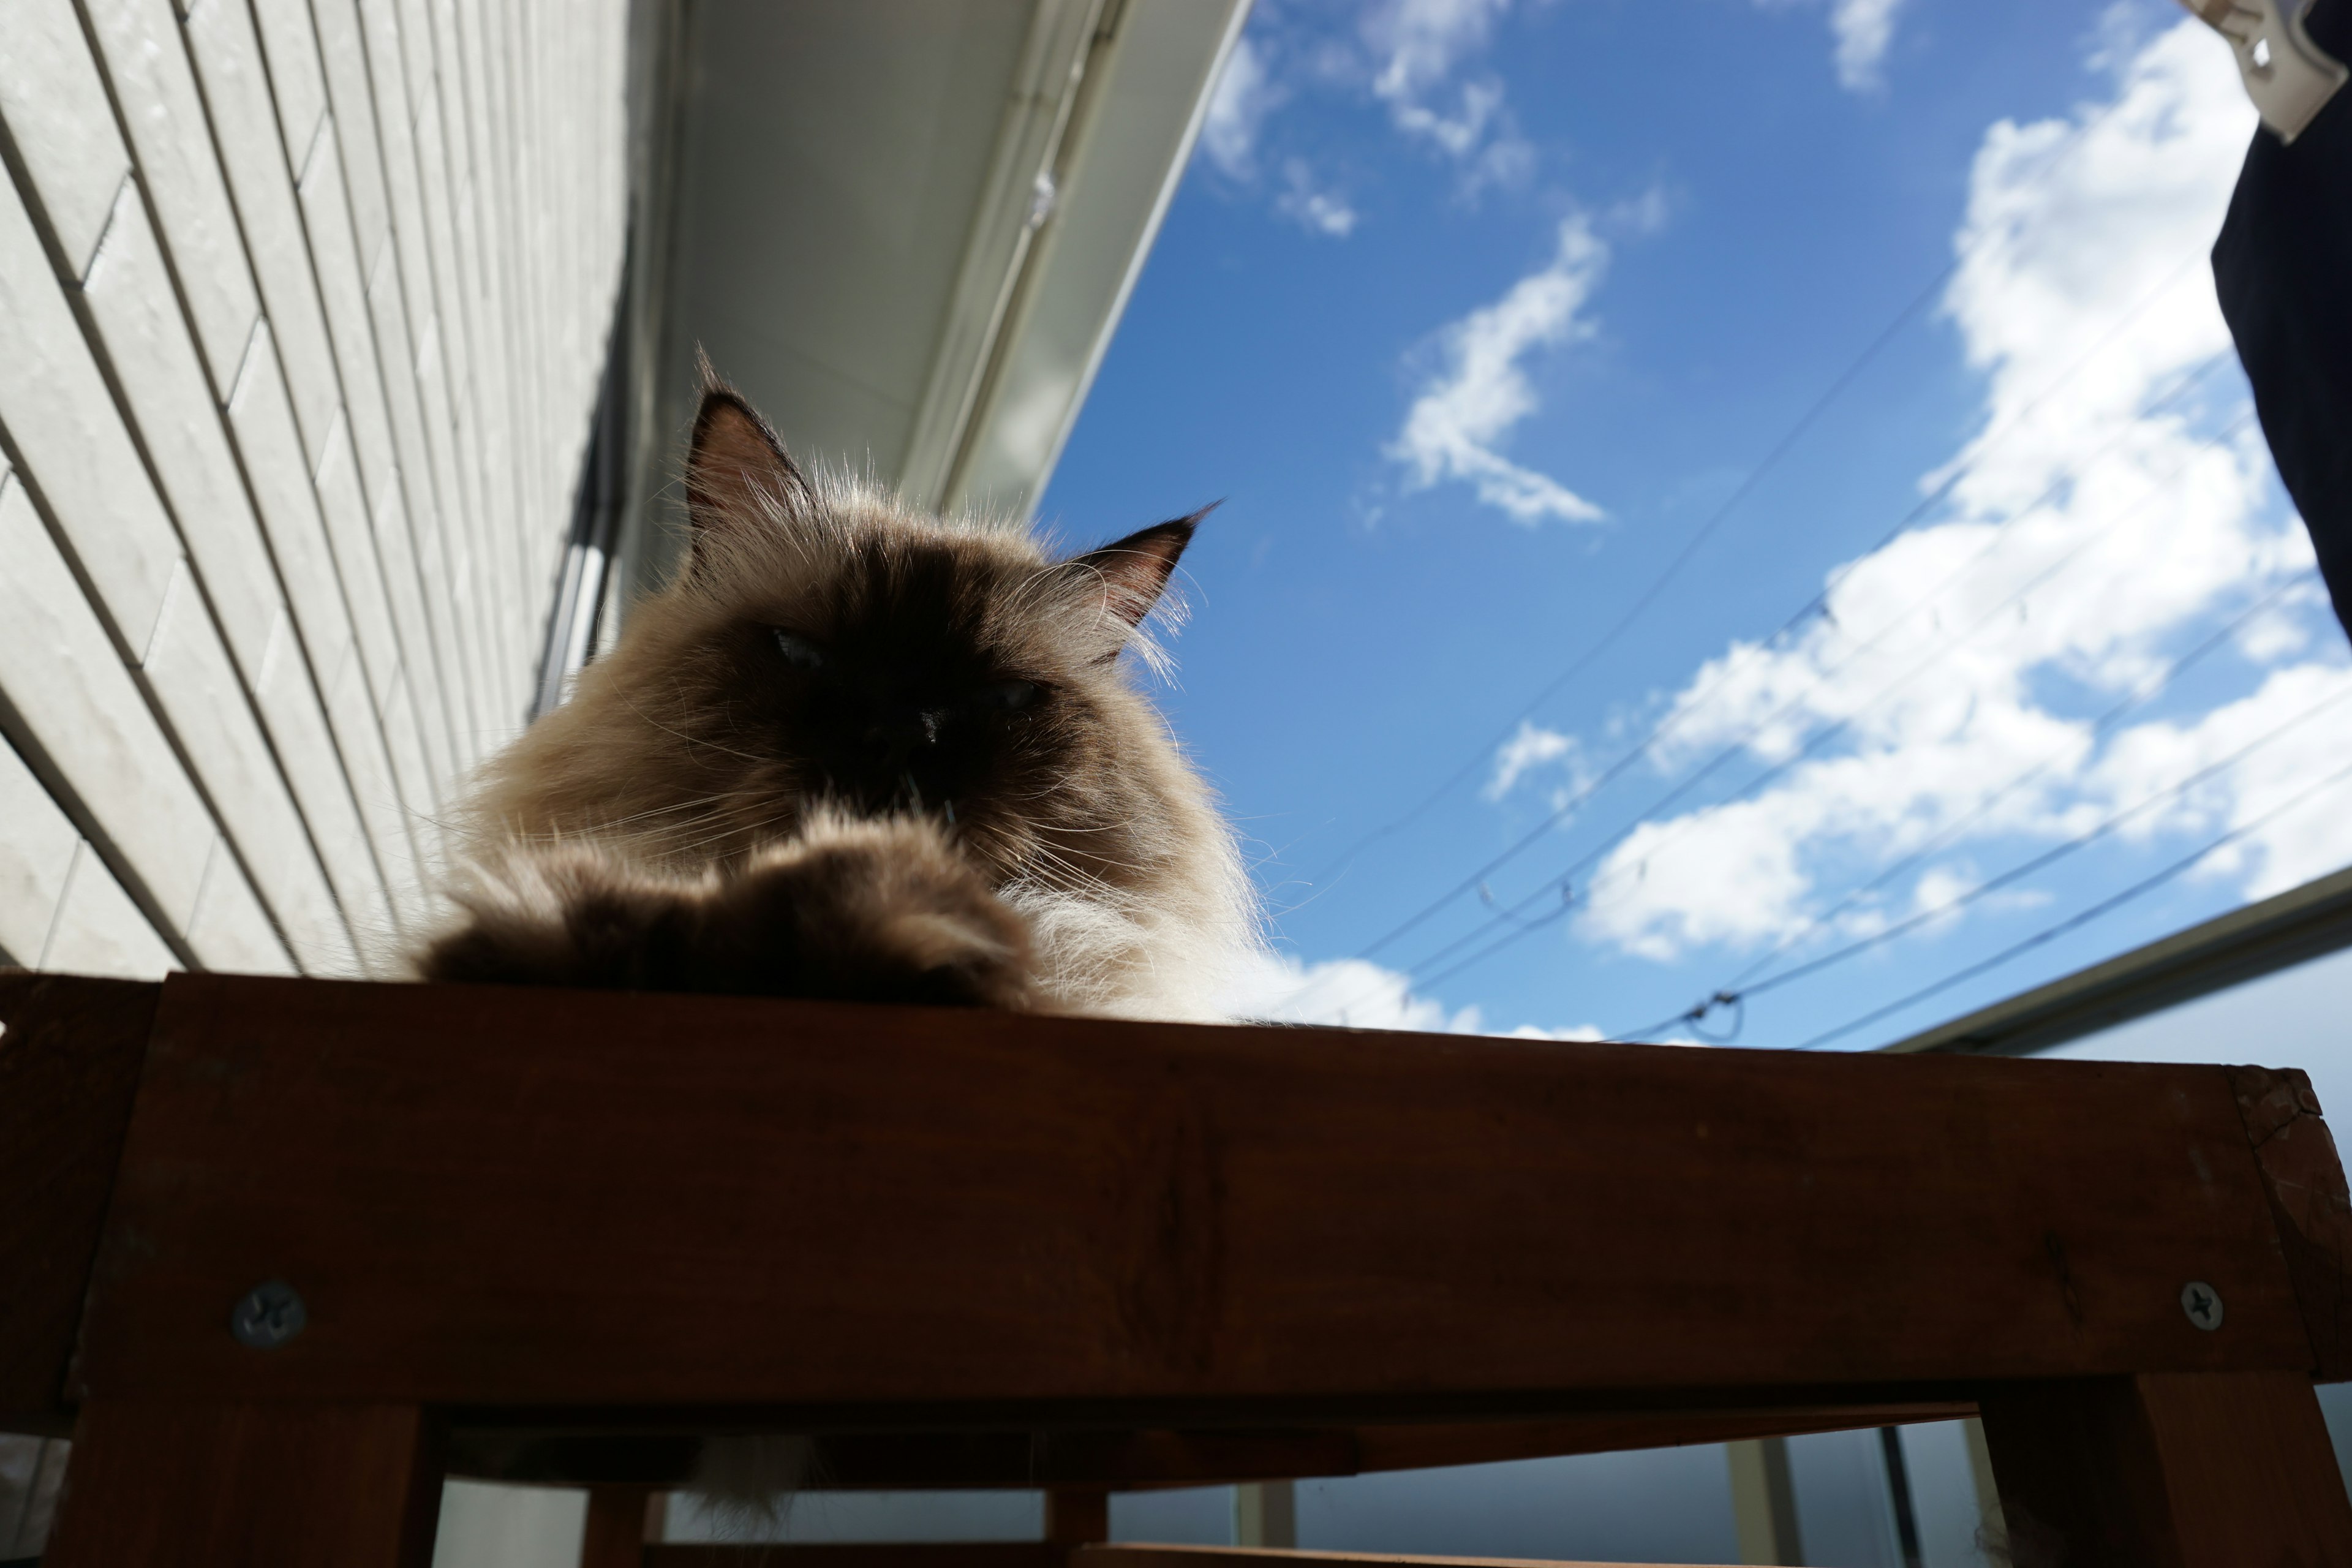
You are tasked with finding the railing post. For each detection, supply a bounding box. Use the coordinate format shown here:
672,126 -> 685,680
1977,1371 -> 2352,1567
43,1400 -> 443,1567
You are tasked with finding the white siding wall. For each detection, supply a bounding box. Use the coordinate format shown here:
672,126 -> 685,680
0,0 -> 627,978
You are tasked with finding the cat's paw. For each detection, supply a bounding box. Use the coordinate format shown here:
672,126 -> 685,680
708,816 -> 1039,1008
415,845 -> 698,989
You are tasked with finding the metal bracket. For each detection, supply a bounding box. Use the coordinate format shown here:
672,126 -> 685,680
2181,0 -> 2349,143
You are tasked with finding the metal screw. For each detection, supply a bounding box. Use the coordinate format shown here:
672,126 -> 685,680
230,1280 -> 308,1349
2180,1280 -> 2225,1332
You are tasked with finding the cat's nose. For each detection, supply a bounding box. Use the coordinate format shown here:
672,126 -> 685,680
869,707 -> 949,750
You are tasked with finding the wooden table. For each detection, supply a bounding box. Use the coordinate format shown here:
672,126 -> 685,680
6,970 -> 2349,1567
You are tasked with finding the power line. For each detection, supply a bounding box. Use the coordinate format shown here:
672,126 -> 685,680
1295,91 -> 2150,905
1607,674 -> 2352,1042
1782,753 -> 2352,1053
1409,554 -> 2296,1001
1347,265 -> 2222,964
1388,379 -> 2245,989
1698,575 -> 2312,1000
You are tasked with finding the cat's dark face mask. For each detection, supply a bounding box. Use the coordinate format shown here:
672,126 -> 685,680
667,382 -> 1202,877
747,544 -> 1049,820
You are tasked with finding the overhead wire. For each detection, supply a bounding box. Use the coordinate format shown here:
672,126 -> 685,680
1604,671 -> 2352,1043
1664,571 -> 2315,1019
1348,254 -> 2219,965
1294,88 -> 2148,905
1384,371 -> 2247,992
1781,753 -> 2352,1052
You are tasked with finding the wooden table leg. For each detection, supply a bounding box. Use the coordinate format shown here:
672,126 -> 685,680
582,1484 -> 658,1568
1047,1487 -> 1110,1559
43,1400 -> 443,1567
1978,1370 -> 2352,1567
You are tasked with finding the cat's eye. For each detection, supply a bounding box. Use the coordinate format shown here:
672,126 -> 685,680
977,679 -> 1040,713
772,630 -> 826,671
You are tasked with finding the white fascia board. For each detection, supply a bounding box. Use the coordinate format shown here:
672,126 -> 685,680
942,0 -> 1253,522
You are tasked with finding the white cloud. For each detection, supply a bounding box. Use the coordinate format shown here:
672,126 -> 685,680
1368,0 -> 1512,108
1487,721 -> 1578,799
1202,34 -> 1278,180
1760,0 -> 1909,92
1274,158 -> 1359,237
1555,22 -> 2348,972
1365,0 -> 1532,183
1389,216 -> 1610,524
1830,0 -> 1907,91
1221,949 -> 1602,1038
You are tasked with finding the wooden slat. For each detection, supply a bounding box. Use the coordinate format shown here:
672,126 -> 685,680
0,973 -> 160,1433
72,973 -> 2323,1410
447,1406 -> 1975,1490
2229,1065 -> 2352,1381
1076,1551 -> 1736,1568
42,1400 -> 444,1567
1978,1370 -> 2352,1567
649,1548 -> 1065,1568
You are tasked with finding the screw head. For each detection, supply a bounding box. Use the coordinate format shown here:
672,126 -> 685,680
230,1280 -> 307,1349
2180,1280 -> 2225,1332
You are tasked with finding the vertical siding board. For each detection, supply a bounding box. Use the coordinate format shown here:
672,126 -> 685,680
409,77 -> 510,727
293,123 -> 398,516
0,164 -> 180,655
40,843 -> 178,979
77,184 -> 281,676
141,562 -> 355,969
225,319 -> 356,686
352,0 -> 433,355
0,476 -> 212,937
81,0 -> 263,402
0,735 -> 81,968
380,665 -> 439,824
325,643 -> 423,935
183,0 -> 341,466
413,313 -> 498,746
438,0 -> 522,690
364,235 -> 477,768
306,0 -> 390,262
295,126 -> 462,787
0,0 -> 134,279
184,832 -> 300,973
428,18 -> 524,714
252,609 -> 394,940
313,413 -> 401,708
482,0 -> 541,587
245,0 -> 330,173
368,461 -> 453,793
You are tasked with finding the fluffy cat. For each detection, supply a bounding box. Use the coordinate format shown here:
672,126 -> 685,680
415,375 -> 1257,1020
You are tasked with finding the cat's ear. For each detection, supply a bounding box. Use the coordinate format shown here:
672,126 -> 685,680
1057,508 -> 1210,656
685,363 -> 809,556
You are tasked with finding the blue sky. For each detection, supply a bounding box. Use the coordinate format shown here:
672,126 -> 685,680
1039,0 -> 2351,1048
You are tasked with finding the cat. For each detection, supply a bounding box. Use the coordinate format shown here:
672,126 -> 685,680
414,371 -> 1258,1021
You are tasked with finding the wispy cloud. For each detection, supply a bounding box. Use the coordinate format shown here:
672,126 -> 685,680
1202,34 -> 1279,181
1366,0 -> 1533,188
1830,0 -> 1907,91
1389,215 -> 1610,524
1222,948 -> 1602,1038
1487,721 -> 1579,800
1275,158 -> 1359,236
1759,0 -> 1910,92
1496,22 -> 2346,976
